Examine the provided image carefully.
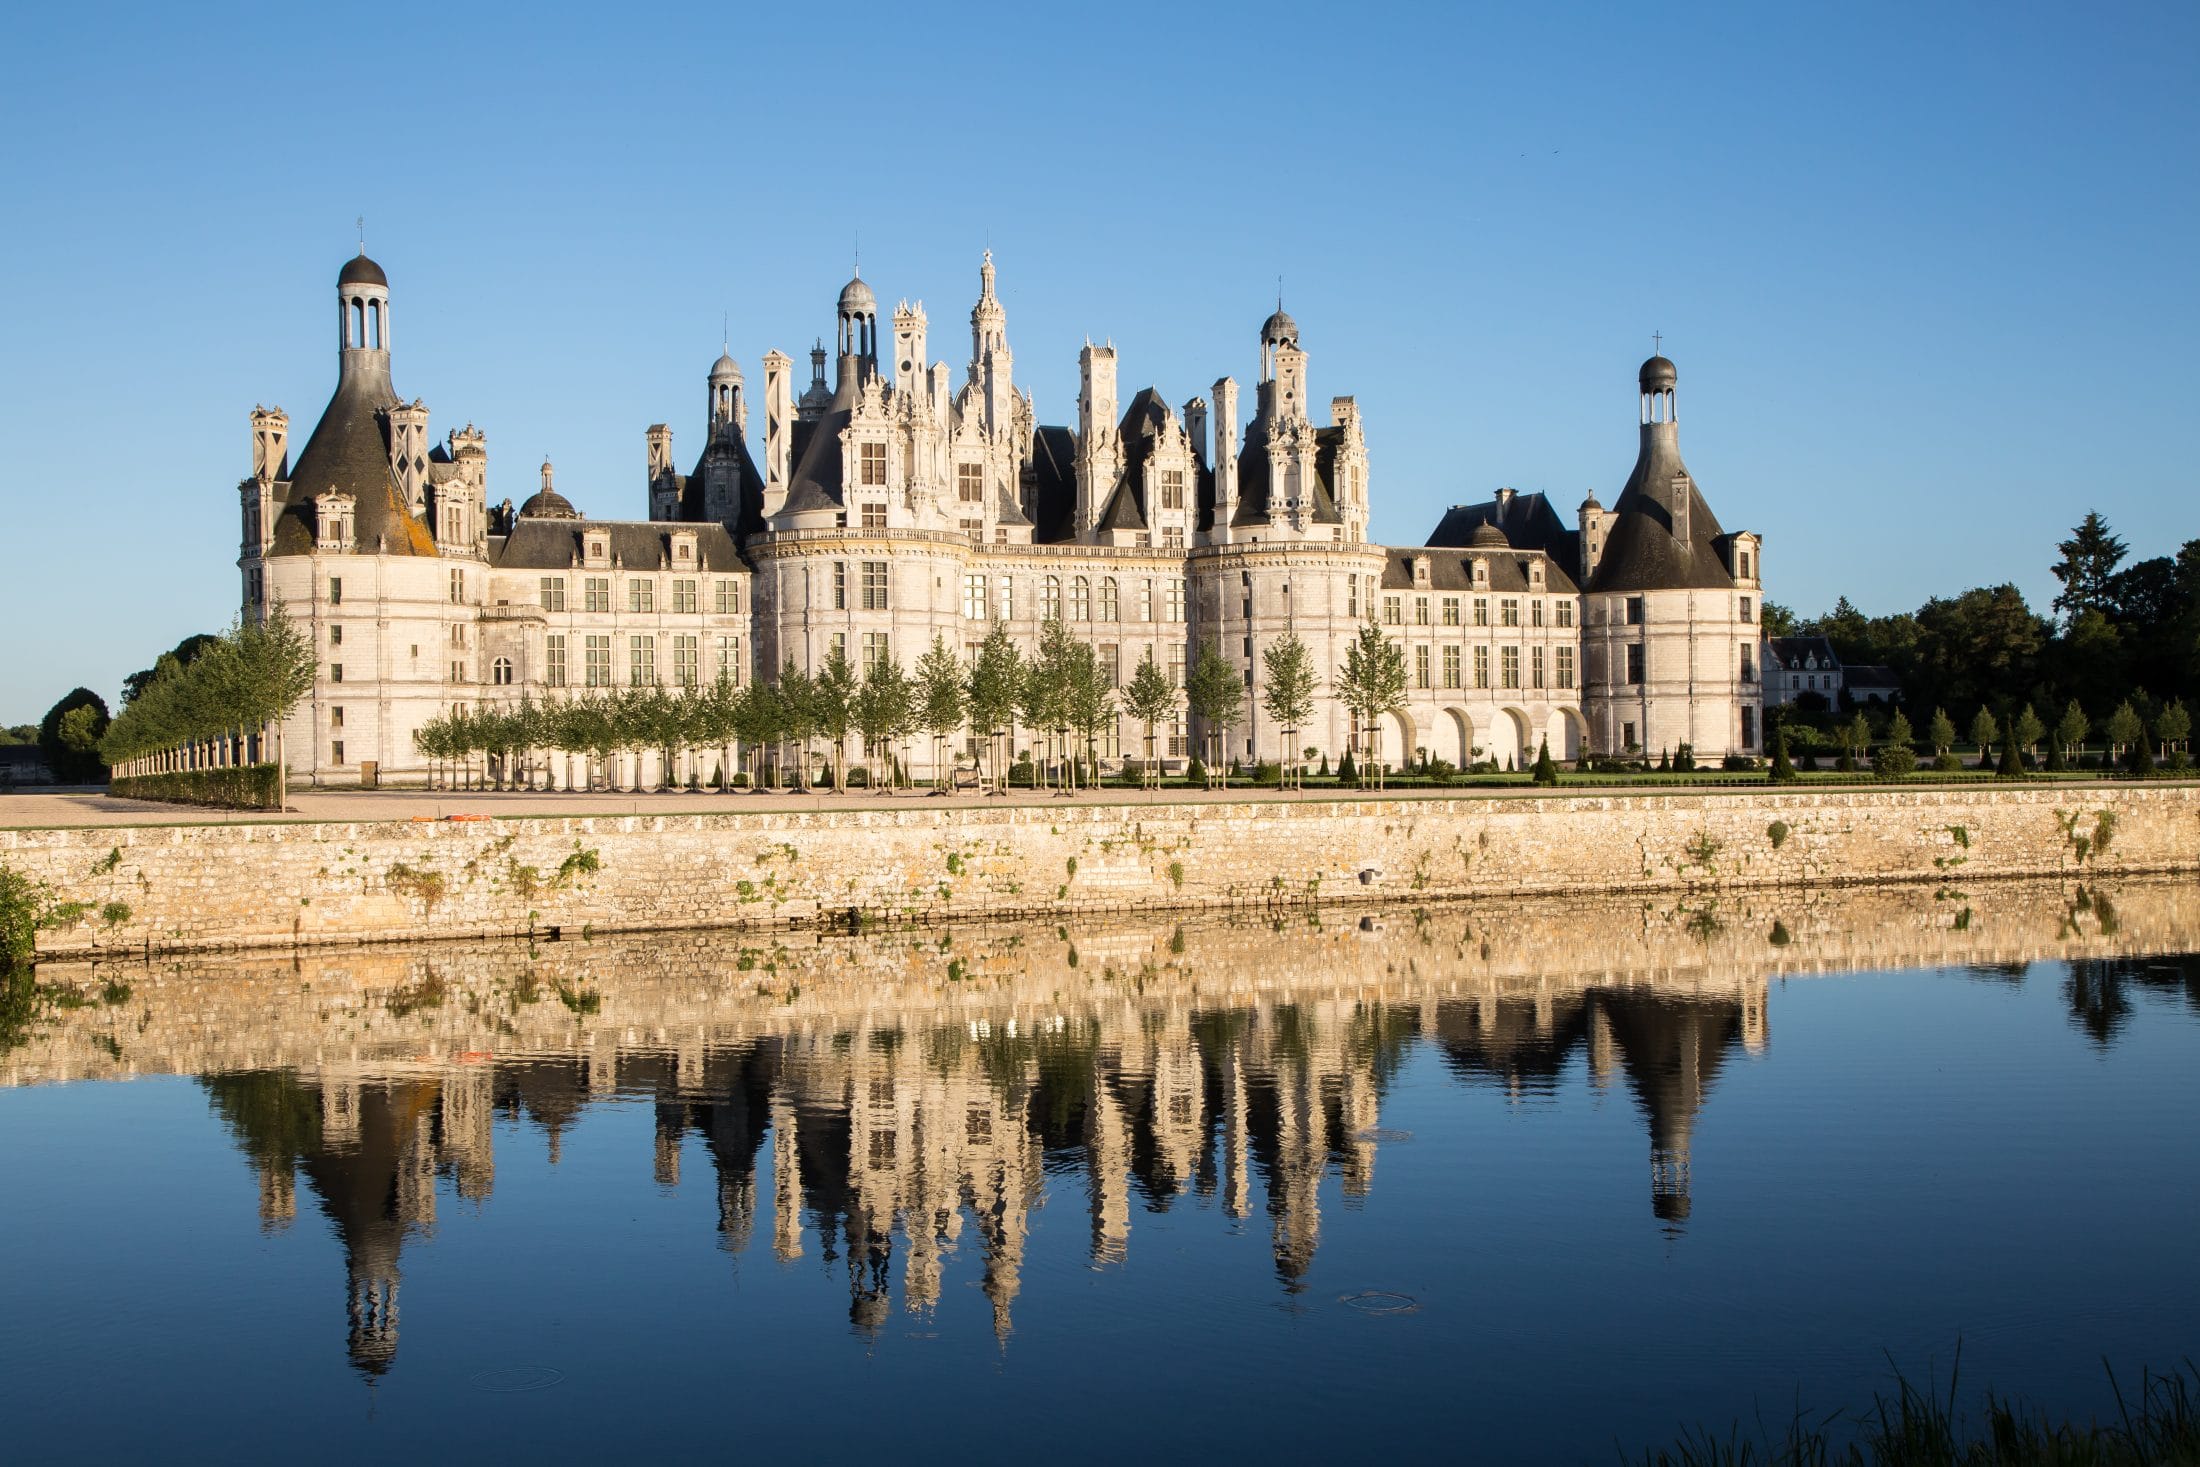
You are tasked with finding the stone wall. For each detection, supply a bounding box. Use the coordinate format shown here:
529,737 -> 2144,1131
6,784 -> 2196,959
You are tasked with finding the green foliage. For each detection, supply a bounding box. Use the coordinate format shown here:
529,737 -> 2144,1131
1970,705 -> 1999,763
1185,640 -> 1244,781
111,765 -> 282,810
0,863 -> 51,971
39,688 -> 110,783
1769,727 -> 1798,783
1120,653 -> 1179,785
556,845 -> 600,883
1873,709 -> 1917,779
1530,736 -> 1559,786
1335,620 -> 1409,787
2051,509 -> 2128,621
2104,699 -> 2143,757
1335,749 -> 1356,786
1927,707 -> 1957,755
1673,741 -> 1698,774
1767,820 -> 1790,849
2013,701 -> 2045,754
1997,714 -> 2026,778
384,862 -> 447,910
100,603 -> 315,768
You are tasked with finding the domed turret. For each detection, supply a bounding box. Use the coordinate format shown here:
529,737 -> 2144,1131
1260,308 -> 1299,348
710,350 -> 742,382
836,272 -> 878,387
708,349 -> 744,437
518,459 -> 579,520
1638,354 -> 1677,392
339,252 -> 388,288
838,274 -> 877,314
1469,520 -> 1510,549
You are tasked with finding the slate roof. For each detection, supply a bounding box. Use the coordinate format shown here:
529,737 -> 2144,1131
1377,546 -> 1579,595
1227,416 -> 1341,529
489,519 -> 743,572
1026,425 -> 1078,543
339,253 -> 388,288
684,431 -> 766,537
269,361 -> 436,558
1767,636 -> 1839,672
1587,421 -> 1736,595
1425,492 -> 1580,571
781,367 -> 859,519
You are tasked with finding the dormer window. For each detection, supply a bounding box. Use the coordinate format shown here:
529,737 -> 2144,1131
585,534 -> 609,566
1471,559 -> 1489,587
313,493 -> 355,551
1529,559 -> 1546,588
1411,556 -> 1431,587
858,442 -> 887,487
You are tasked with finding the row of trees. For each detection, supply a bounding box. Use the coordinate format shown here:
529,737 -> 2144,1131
1781,514 -> 2199,728
412,619 -> 1417,794
98,608 -> 316,800
1773,695 -> 2190,781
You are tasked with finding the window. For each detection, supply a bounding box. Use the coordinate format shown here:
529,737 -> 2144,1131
1166,646 -> 1185,689
629,579 -> 655,614
1557,600 -> 1575,629
1159,469 -> 1185,510
448,661 -> 463,683
547,635 -> 567,688
540,577 -> 566,611
1473,597 -> 1489,627
673,579 -> 698,614
1623,720 -> 1637,750
1740,550 -> 1754,580
1098,643 -> 1119,686
1473,646 -> 1489,689
332,740 -> 344,765
960,518 -> 983,539
329,624 -> 342,645
328,577 -> 343,605
1382,596 -> 1402,625
1348,579 -> 1359,618
630,636 -> 657,686
1531,599 -> 1545,628
1500,598 -> 1520,628
491,657 -> 514,686
449,624 -> 467,647
716,636 -> 740,682
330,706 -> 344,728
1532,646 -> 1546,689
449,568 -> 464,604
1162,526 -> 1184,550
1557,645 -> 1575,689
859,442 -> 887,486
1441,597 -> 1460,626
1415,646 -> 1430,689
1099,578 -> 1119,621
1071,576 -> 1091,620
715,579 -> 741,615
957,463 -> 984,503
1741,643 -> 1756,684
330,663 -> 343,682
832,562 -> 847,610
674,635 -> 698,687
862,560 -> 888,610
997,576 -> 1014,621
585,635 -> 611,687
861,501 -> 887,530
1441,646 -> 1461,688
585,577 -> 610,613
1041,575 -> 1062,621
1625,596 -> 1644,626
1138,581 -> 1153,622
1739,596 -> 1754,623
831,631 -> 847,660
963,574 -> 987,621
1164,581 -> 1185,623
862,631 -> 890,671
1626,644 -> 1645,684
1742,705 -> 1757,748
1501,646 -> 1521,689
1414,596 -> 1430,626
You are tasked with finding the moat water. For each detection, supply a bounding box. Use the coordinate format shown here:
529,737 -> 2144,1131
3,881 -> 2197,1464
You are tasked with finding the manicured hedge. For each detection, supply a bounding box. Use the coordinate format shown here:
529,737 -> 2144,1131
111,764 -> 282,810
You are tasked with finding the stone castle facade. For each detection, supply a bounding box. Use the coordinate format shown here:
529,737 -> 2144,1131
241,252 -> 1765,783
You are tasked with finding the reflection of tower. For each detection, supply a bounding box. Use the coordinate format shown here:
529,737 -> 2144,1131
771,1092 -> 804,1263
1600,995 -> 1745,1231
1086,1071 -> 1131,1265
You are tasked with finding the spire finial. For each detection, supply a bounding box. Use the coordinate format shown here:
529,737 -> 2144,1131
1652,330 -> 1663,355
1277,275 -> 1284,311
356,215 -> 365,254
853,230 -> 860,278
722,310 -> 728,352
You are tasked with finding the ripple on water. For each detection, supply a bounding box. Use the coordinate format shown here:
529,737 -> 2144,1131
468,1366 -> 566,1393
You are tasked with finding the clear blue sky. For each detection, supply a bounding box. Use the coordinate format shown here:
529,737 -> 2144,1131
2,1 -> 2193,722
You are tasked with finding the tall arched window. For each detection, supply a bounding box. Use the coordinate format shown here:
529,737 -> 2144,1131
1070,576 -> 1090,621
367,299 -> 381,348
1041,575 -> 1061,621
349,297 -> 364,347
1099,578 -> 1119,621
491,657 -> 514,686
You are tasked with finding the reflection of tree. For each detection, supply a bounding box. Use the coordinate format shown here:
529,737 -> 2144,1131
2063,955 -> 2200,1047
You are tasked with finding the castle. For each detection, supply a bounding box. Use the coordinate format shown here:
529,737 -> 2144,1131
240,251 -> 1765,783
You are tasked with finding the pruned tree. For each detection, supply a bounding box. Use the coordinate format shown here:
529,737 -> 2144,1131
1119,653 -> 1179,791
1260,631 -> 1318,790
1335,620 -> 1408,790
914,634 -> 967,792
1185,640 -> 1244,789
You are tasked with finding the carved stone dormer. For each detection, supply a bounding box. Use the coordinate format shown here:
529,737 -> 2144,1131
313,491 -> 355,552
1411,555 -> 1431,588
583,532 -> 610,568
669,529 -> 698,567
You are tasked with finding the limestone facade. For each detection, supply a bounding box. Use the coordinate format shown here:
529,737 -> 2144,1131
239,252 -> 1769,784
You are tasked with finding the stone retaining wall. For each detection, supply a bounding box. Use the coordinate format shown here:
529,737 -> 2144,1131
6,784 -> 2196,958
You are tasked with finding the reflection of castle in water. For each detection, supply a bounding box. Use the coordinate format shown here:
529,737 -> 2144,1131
199,983 -> 1761,1374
